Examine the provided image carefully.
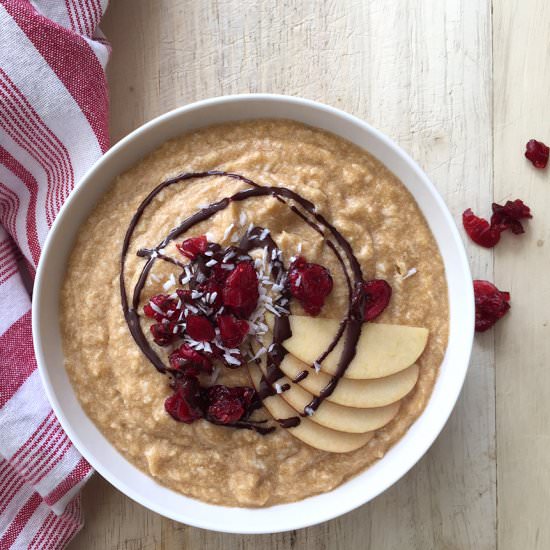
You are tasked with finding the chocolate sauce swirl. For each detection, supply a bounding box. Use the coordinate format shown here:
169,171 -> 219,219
120,171 -> 367,430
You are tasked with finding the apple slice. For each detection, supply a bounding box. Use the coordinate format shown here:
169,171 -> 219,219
283,315 -> 429,379
256,361 -> 399,433
279,353 -> 419,408
248,365 -> 373,453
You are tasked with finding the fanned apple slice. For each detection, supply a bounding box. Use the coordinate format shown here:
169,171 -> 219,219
279,353 -> 419,408
248,365 -> 373,453
283,315 -> 429,379
257,361 -> 399,433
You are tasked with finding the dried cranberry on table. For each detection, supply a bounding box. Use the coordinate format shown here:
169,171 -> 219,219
525,139 -> 549,169
490,199 -> 532,235
474,280 -> 510,332
362,279 -> 392,321
463,199 -> 532,248
463,209 -> 501,248
287,256 -> 333,316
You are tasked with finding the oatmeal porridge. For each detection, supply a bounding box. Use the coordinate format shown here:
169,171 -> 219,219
60,120 -> 448,507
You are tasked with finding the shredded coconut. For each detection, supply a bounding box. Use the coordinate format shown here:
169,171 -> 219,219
223,223 -> 235,241
164,273 -> 176,291
402,267 -> 418,280
224,353 -> 241,366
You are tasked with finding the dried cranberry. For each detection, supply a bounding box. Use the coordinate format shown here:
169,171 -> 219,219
209,264 -> 231,284
208,399 -> 244,424
474,280 -> 510,332
186,315 -> 215,341
525,139 -> 549,169
150,322 -> 177,346
362,279 -> 392,321
462,209 -> 501,248
222,261 -> 259,318
143,294 -> 180,322
217,314 -> 249,347
176,289 -> 193,302
287,256 -> 333,316
164,376 -> 204,423
169,344 -> 212,375
176,235 -> 208,260
205,385 -> 256,424
491,199 -> 532,235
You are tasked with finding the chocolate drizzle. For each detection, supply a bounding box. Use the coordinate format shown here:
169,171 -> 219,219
120,171 -> 367,431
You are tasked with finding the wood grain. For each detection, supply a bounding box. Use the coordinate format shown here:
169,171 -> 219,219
493,2 -> 550,549
70,0 -> 503,547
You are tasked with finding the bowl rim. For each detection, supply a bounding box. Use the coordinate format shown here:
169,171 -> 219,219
32,93 -> 474,533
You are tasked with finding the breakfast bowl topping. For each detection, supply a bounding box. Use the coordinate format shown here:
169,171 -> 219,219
119,170 -> 430,444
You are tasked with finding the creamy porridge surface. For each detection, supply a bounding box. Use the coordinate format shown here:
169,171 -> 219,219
61,120 -> 448,507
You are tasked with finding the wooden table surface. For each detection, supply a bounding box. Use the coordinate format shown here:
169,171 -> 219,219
69,1 -> 550,548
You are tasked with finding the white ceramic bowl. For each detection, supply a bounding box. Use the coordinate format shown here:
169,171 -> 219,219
33,94 -> 474,534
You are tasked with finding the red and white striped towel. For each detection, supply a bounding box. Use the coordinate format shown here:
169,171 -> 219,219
0,1 -> 110,547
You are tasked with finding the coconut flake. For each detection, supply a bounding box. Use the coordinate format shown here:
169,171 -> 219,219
191,290 -> 203,299
313,361 -> 321,373
297,242 -> 303,253
223,250 -> 236,262
149,302 -> 164,315
252,347 -> 267,361
274,383 -> 283,394
264,303 -> 281,317
402,267 -> 418,280
304,406 -> 314,416
205,259 -> 217,267
162,273 -> 176,291
223,223 -> 235,241
224,353 -> 241,366
239,211 -> 247,226
221,263 -> 235,270
260,228 -> 270,240
150,273 -> 161,283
